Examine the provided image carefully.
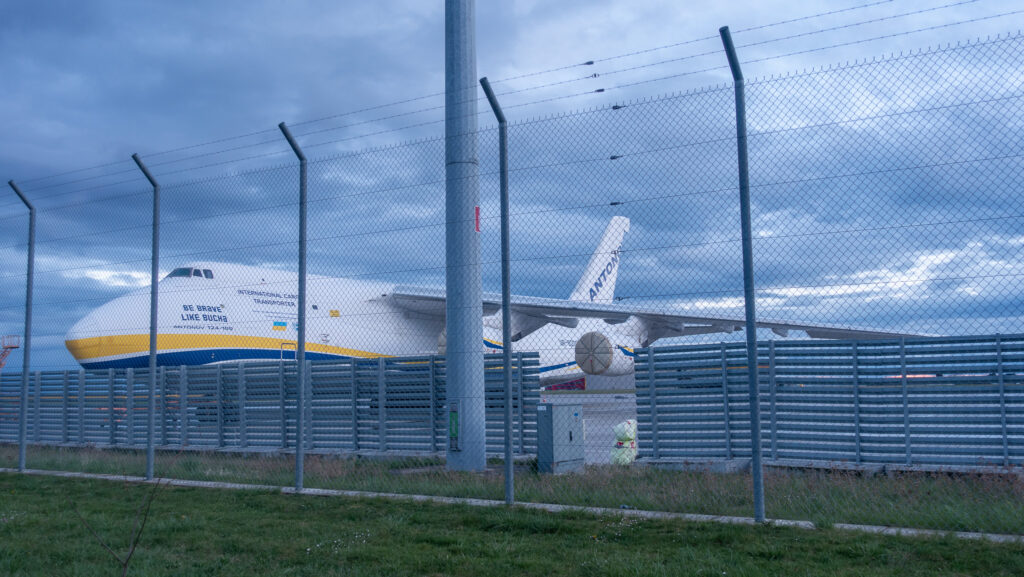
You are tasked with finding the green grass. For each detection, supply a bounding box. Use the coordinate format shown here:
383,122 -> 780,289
4,444 -> 1024,536
2,473 -> 1023,576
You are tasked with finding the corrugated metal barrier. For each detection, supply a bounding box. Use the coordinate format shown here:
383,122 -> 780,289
0,352 -> 540,456
636,334 -> 1024,469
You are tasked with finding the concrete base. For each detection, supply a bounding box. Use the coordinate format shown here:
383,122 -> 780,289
638,458 -> 752,474
640,457 -> 1024,479
883,463 -> 1024,479
764,459 -> 886,476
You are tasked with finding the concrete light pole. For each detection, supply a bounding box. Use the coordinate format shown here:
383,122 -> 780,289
444,0 -> 486,471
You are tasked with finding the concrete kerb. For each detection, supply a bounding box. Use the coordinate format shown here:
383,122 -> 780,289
640,457 -> 1024,480
4,467 -> 1022,545
637,458 -> 753,474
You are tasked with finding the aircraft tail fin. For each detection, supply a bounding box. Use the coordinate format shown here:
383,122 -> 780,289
569,216 -> 630,303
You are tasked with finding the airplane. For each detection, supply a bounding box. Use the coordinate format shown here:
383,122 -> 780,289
64,216 -> 912,387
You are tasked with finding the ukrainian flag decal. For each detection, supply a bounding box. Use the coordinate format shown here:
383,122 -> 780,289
272,321 -> 287,331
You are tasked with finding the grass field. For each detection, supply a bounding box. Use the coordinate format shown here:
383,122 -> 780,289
3,444 -> 1024,537
2,473 -> 1024,576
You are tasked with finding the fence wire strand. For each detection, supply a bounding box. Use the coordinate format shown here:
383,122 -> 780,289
3,31 -> 1024,537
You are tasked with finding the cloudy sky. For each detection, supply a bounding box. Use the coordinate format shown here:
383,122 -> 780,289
1,0 -> 1022,369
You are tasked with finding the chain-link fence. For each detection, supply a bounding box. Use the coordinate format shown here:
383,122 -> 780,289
3,32 -> 1024,536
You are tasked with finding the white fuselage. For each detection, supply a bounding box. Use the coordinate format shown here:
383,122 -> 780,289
64,262 -> 638,383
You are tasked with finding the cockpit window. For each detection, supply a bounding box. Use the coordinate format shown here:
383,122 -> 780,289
165,267 -> 214,280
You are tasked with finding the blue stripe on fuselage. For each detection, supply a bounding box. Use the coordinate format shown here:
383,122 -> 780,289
78,348 -> 352,370
538,360 -> 578,373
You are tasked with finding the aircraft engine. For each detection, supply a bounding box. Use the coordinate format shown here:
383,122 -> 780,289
574,331 -> 634,376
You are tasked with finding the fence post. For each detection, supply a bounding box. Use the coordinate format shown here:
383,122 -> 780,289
180,366 -> 189,447
648,347 -> 659,460
278,122 -> 308,491
901,338 -> 910,465
721,343 -> 732,459
62,371 -> 70,444
239,363 -> 248,449
480,76 -> 515,504
131,153 -> 160,479
719,26 -> 764,522
769,341 -> 777,462
126,368 -> 135,446
997,335 -> 1008,466
77,369 -> 86,443
853,343 -> 861,465
8,180 -> 34,472
378,357 -> 387,452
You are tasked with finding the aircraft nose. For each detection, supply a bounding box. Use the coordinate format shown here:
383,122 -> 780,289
64,310 -> 102,364
64,291 -> 151,368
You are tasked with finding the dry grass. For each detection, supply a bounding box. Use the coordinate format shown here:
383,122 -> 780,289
3,443 -> 1023,535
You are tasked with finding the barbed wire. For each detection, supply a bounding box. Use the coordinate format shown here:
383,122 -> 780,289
742,5 -> 1024,66
2,143 -> 1018,287
4,0 -> 953,195
1,83 -> 1020,247
4,24 -> 1013,214
590,0 -> 982,82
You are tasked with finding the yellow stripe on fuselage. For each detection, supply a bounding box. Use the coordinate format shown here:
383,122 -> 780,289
64,333 -> 385,363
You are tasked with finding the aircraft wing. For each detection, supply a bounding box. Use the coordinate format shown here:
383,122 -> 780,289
383,285 -> 919,346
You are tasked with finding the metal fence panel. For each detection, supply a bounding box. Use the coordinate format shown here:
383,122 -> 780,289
637,334 -> 1024,469
1,353 -> 539,457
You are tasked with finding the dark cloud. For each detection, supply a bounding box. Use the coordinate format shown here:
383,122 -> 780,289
1,1 -> 1022,369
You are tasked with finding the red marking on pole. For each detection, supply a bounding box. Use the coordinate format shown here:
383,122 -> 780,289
475,206 -> 480,232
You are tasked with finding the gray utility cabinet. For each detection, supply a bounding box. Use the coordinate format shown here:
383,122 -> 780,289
537,403 -> 584,474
